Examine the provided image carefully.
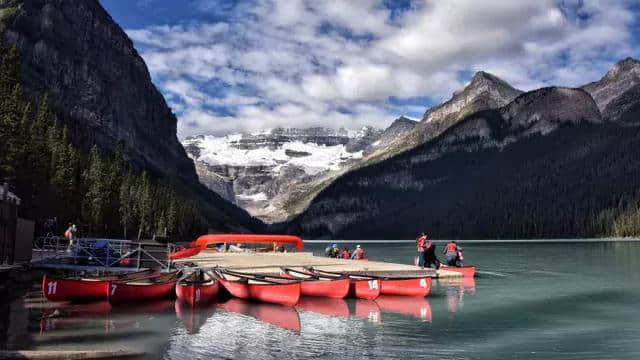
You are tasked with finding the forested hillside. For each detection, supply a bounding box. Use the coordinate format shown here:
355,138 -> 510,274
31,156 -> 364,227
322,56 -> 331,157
0,26 -> 261,240
286,87 -> 640,239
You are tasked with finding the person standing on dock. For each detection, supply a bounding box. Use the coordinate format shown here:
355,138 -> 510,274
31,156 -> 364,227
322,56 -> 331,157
423,238 -> 441,269
64,223 -> 77,252
444,240 -> 461,266
416,232 -> 427,268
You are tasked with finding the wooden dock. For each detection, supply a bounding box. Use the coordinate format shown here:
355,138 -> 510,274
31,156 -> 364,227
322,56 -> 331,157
174,251 -> 463,278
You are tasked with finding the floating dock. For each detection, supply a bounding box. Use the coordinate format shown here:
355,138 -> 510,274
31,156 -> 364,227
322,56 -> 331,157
174,251 -> 463,279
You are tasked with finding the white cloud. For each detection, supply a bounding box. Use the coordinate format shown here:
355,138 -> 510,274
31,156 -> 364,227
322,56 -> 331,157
125,0 -> 639,138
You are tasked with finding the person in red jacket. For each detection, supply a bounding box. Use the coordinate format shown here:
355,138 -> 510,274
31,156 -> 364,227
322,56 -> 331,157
341,248 -> 351,259
444,240 -> 462,266
416,232 -> 427,268
351,245 -> 366,260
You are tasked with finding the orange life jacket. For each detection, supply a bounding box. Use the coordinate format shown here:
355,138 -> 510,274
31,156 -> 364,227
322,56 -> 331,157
354,248 -> 364,259
416,236 -> 426,251
64,229 -> 72,239
445,243 -> 458,253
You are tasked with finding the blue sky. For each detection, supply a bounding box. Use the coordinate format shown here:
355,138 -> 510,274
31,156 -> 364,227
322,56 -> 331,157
100,0 -> 639,138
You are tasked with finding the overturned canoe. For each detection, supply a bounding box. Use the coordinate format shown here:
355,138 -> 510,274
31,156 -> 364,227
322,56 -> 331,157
108,272 -> 178,305
169,246 -> 201,260
280,267 -> 350,299
176,271 -> 219,307
42,269 -> 154,302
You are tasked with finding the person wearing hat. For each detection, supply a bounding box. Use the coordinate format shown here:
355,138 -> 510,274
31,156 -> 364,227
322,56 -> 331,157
351,244 -> 366,260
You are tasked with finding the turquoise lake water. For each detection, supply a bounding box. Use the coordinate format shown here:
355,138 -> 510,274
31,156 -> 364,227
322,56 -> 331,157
1,241 -> 639,359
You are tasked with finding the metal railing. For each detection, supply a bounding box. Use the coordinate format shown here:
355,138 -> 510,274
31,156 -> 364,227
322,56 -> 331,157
32,236 -> 172,271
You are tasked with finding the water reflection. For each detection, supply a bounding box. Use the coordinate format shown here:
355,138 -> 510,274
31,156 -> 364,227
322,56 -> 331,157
174,301 -> 217,334
375,296 -> 432,322
353,299 -> 382,323
297,297 -> 349,318
438,277 -> 477,314
218,298 -> 301,333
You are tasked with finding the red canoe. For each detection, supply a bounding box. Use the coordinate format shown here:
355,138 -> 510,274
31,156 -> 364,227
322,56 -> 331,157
176,271 -> 219,307
304,268 -> 380,300
349,276 -> 381,300
379,277 -> 432,297
215,270 -> 301,306
108,272 -> 178,305
440,265 -> 476,277
42,269 -> 154,302
169,246 -> 201,260
193,234 -> 304,251
280,268 -> 350,298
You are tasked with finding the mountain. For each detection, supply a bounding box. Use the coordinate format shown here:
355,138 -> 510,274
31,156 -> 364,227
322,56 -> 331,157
256,73 -> 521,225
367,116 -> 418,151
0,0 -> 261,235
582,57 -> 640,122
183,127 -> 391,223
283,86 -> 633,239
366,71 -> 523,164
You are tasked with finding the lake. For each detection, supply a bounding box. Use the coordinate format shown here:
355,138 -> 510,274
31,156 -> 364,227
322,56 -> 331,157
1,241 -> 639,359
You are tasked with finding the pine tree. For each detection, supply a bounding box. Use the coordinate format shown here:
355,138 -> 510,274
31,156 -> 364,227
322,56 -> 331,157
135,172 -> 154,240
82,146 -> 109,235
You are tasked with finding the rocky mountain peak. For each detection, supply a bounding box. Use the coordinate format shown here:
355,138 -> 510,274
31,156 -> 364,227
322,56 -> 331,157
388,116 -> 418,129
605,57 -> 640,78
582,57 -> 640,114
423,71 -> 522,124
469,70 -> 512,88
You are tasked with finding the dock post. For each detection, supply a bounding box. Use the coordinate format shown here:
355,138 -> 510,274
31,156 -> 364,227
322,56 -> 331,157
136,243 -> 142,270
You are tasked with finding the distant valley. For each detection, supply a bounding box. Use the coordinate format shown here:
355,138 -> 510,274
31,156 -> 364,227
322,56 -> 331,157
182,121 -> 417,223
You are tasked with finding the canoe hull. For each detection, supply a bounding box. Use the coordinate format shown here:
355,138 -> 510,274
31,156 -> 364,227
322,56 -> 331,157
218,278 -> 250,299
169,247 -> 201,260
349,279 -> 380,300
108,280 -> 176,304
42,276 -> 109,302
300,278 -> 349,298
440,265 -> 476,277
176,281 -> 219,307
248,282 -> 301,307
380,277 -> 431,297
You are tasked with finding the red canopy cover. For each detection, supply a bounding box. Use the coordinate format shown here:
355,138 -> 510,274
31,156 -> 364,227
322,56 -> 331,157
192,234 -> 304,251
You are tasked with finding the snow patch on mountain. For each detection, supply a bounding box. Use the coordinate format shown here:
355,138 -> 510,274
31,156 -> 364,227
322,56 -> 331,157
189,133 -> 365,176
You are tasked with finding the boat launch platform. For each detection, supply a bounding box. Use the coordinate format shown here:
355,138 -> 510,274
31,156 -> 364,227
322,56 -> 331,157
174,251 -> 463,279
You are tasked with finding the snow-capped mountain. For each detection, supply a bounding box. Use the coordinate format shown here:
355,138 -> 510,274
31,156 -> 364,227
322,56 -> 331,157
182,126 -> 401,223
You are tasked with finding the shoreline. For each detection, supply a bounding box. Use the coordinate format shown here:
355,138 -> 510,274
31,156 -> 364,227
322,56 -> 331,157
304,237 -> 640,244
